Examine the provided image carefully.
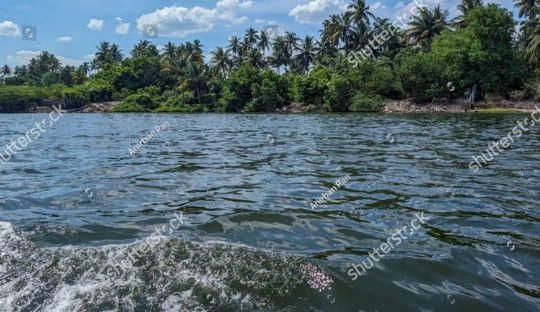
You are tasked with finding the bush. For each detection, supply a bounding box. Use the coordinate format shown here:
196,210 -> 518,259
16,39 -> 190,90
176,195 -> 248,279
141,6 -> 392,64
112,93 -> 158,112
397,52 -> 446,103
246,70 -> 289,112
217,66 -> 261,112
154,92 -> 199,112
350,92 -> 385,112
291,67 -> 331,106
0,86 -> 40,112
324,74 -> 354,112
63,88 -> 89,109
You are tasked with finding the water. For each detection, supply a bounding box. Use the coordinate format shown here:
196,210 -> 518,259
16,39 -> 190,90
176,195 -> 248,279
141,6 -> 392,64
0,113 -> 539,311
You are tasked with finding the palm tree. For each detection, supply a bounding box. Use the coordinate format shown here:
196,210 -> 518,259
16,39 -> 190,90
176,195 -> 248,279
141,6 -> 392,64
454,0 -> 483,27
373,17 -> 390,30
284,31 -> 299,55
244,27 -> 259,47
81,62 -> 91,75
322,13 -> 354,52
162,41 -> 177,60
244,49 -> 266,69
132,40 -> 159,58
258,30 -> 271,53
348,0 -> 375,29
210,47 -> 231,78
295,36 -> 318,73
94,41 -> 123,68
192,40 -> 205,64
228,36 -> 241,57
268,36 -> 290,72
1,65 -> 11,78
515,0 -> 537,19
405,5 -> 449,48
110,44 -> 123,62
515,0 -> 539,64
179,63 -> 208,105
458,0 -> 483,15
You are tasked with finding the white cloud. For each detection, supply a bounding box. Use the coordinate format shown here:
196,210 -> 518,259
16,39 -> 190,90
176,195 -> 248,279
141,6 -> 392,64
289,0 -> 348,24
57,36 -> 73,42
254,18 -> 278,25
370,2 -> 386,11
87,19 -> 104,30
136,0 -> 252,37
7,50 -> 85,67
115,17 -> 131,35
0,20 -> 21,37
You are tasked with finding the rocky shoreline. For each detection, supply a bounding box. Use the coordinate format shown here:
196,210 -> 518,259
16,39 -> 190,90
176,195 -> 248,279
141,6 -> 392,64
14,99 -> 540,114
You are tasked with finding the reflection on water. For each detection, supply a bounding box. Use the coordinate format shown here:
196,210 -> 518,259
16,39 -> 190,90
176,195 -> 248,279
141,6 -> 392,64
0,113 -> 539,311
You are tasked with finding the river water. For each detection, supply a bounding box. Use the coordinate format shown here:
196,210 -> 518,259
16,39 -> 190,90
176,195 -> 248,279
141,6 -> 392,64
0,113 -> 539,311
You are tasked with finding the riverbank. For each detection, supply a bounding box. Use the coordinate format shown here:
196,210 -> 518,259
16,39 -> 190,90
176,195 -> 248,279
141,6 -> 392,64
3,99 -> 538,114
381,100 -> 539,113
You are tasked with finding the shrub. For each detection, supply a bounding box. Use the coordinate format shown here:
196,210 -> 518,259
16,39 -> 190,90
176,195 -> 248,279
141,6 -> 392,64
217,66 -> 261,112
154,92 -> 198,112
397,52 -> 446,103
112,93 -> 157,112
247,70 -> 289,112
324,74 -> 354,112
291,67 -> 331,106
0,86 -> 40,112
350,92 -> 385,112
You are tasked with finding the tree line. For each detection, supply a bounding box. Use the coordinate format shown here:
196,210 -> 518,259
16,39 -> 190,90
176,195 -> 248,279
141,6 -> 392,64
0,0 -> 538,113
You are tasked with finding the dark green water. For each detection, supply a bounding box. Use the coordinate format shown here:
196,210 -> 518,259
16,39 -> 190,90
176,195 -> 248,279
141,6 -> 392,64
0,113 -> 539,311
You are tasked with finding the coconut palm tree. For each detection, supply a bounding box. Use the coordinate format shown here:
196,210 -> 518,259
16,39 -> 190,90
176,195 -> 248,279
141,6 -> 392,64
295,36 -> 318,73
454,0 -> 483,27
515,0 -> 537,19
244,49 -> 266,69
284,31 -> 299,55
95,41 -> 123,68
322,13 -> 354,52
228,36 -> 241,57
348,0 -> 375,29
515,0 -> 539,64
244,27 -> 259,48
162,41 -> 177,60
458,0 -> 483,15
405,5 -> 449,48
268,36 -> 290,72
210,47 -> 231,78
1,64 -> 11,78
131,40 -> 159,58
110,44 -> 123,62
258,30 -> 271,53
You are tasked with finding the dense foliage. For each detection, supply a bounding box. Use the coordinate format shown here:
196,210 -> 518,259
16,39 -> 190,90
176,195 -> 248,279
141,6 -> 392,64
0,0 -> 538,113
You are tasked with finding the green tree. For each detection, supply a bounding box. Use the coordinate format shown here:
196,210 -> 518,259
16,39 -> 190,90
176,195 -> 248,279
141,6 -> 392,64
406,5 -> 449,50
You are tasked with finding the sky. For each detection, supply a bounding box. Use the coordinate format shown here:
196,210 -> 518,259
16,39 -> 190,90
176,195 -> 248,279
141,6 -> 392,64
0,0 -> 516,68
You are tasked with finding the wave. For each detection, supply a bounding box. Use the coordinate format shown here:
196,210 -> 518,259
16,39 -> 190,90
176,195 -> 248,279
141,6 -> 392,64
0,222 -> 332,312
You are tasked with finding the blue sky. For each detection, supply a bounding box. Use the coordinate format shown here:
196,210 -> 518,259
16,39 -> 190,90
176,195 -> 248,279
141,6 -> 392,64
0,0 -> 516,68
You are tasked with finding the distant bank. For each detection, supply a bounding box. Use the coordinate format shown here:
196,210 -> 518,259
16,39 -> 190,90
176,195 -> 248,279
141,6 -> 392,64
4,99 -> 536,114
